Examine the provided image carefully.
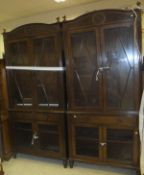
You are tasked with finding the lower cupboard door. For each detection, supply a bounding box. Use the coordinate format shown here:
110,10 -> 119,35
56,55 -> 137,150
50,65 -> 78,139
14,121 -> 33,148
73,126 -> 100,158
38,123 -> 61,153
106,128 -> 135,164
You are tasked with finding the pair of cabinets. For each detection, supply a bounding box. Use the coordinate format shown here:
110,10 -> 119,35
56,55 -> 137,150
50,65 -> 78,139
3,10 -> 141,170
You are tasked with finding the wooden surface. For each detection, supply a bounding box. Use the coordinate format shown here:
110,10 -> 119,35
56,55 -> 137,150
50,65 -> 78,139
64,10 -> 141,169
0,59 -> 12,160
4,23 -> 67,167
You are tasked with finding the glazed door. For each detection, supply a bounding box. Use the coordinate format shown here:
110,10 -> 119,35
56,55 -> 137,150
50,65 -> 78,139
71,124 -> 101,161
33,34 -> 62,67
5,39 -> 32,66
7,70 -> 34,108
38,123 -> 60,152
66,29 -> 102,110
100,24 -> 140,111
36,122 -> 65,158
105,127 -> 139,166
34,71 -> 65,109
13,121 -> 33,149
32,34 -> 65,110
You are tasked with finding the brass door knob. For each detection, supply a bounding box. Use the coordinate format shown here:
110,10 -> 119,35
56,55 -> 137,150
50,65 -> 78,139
100,142 -> 106,146
73,115 -> 77,119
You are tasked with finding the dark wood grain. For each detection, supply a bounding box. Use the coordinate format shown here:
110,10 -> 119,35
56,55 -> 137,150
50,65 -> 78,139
0,60 -> 12,160
4,23 -> 67,167
64,9 -> 141,170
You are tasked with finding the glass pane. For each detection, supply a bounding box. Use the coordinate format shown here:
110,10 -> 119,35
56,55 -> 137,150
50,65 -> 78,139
71,31 -> 100,107
107,129 -> 133,141
7,41 -> 30,66
8,70 -> 33,107
39,124 -> 59,152
15,122 -> 32,147
107,142 -> 133,161
103,26 -> 136,109
75,127 -> 99,157
33,37 -> 61,66
35,72 -> 64,109
107,129 -> 133,162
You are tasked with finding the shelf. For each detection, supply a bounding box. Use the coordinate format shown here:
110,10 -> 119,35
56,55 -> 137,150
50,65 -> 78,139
6,66 -> 65,71
40,145 -> 59,152
15,128 -> 32,132
38,103 -> 59,107
16,103 -> 33,106
16,142 -> 32,147
15,123 -> 32,132
107,140 -> 133,144
39,130 -> 58,135
76,145 -> 99,157
76,136 -> 99,142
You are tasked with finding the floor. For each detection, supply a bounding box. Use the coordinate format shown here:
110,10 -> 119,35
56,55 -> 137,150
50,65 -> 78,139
3,154 -> 136,175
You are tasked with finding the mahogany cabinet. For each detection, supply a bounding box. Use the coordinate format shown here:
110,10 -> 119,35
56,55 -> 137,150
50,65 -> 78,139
63,10 -> 141,170
3,24 -> 67,167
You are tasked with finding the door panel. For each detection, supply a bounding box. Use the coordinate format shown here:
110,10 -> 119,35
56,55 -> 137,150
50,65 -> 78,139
101,25 -> 139,110
72,125 -> 100,158
38,124 -> 60,152
35,71 -> 65,109
6,40 -> 32,66
68,30 -> 102,109
106,128 -> 134,163
14,121 -> 33,148
107,142 -> 133,161
33,35 -> 62,67
8,70 -> 34,108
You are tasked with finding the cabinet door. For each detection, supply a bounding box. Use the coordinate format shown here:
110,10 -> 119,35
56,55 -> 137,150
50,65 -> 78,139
35,71 -> 65,109
101,24 -> 140,111
33,35 -> 62,67
6,39 -> 32,66
66,30 -> 102,110
13,121 -> 33,148
7,70 -> 34,108
105,127 -> 138,166
33,35 -> 65,110
37,122 -> 64,156
71,124 -> 100,160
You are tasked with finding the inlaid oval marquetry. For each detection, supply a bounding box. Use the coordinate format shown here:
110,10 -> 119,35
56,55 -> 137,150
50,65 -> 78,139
92,13 -> 106,25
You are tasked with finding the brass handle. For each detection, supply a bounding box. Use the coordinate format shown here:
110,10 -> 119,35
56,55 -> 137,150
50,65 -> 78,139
96,69 -> 100,81
100,142 -> 106,146
31,132 -> 39,145
134,131 -> 138,135
73,115 -> 77,119
99,66 -> 110,71
96,66 -> 110,81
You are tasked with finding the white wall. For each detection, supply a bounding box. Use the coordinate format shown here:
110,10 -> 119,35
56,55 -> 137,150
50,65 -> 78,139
0,0 -> 139,58
0,35 -> 4,58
